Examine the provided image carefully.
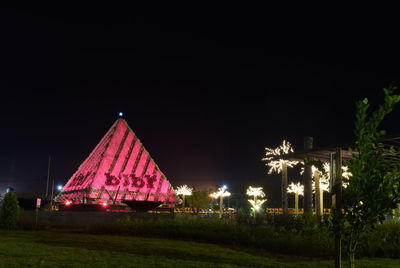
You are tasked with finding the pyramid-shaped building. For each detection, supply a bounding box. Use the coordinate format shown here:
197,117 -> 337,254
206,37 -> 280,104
56,119 -> 177,206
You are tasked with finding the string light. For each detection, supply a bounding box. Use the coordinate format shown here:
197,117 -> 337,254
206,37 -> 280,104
175,185 -> 193,196
287,182 -> 304,195
246,186 -> 267,216
210,187 -> 231,218
262,140 -> 299,174
246,186 -> 266,198
322,162 -> 352,188
287,182 -> 303,215
175,185 -> 193,208
210,187 -> 231,199
300,163 -> 352,192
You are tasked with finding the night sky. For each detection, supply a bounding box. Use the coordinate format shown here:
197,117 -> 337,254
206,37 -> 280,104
1,6 -> 400,205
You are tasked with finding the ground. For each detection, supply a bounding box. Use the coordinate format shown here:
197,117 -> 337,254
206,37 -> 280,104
0,230 -> 399,268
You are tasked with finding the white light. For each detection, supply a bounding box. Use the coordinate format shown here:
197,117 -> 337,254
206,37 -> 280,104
175,185 -> 193,196
248,199 -> 266,211
57,185 -> 63,191
300,163 -> 352,192
262,140 -> 299,174
246,186 -> 266,198
246,186 -> 267,212
287,182 -> 304,195
210,187 -> 231,199
222,185 -> 227,190
119,112 -> 123,117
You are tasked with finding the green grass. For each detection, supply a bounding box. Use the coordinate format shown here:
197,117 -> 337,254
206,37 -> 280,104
0,230 -> 399,268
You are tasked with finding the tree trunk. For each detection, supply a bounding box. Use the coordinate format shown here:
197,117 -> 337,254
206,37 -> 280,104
314,171 -> 321,221
219,196 -> 223,218
348,241 -> 358,268
303,136 -> 313,214
333,148 -> 343,268
254,196 -> 257,222
282,162 -> 288,214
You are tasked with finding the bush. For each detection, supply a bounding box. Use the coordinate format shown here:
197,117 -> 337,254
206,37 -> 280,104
86,216 -> 333,257
0,192 -> 20,230
84,215 -> 399,259
357,220 -> 400,258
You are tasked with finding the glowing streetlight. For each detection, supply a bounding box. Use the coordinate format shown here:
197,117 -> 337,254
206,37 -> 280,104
287,182 -> 304,215
262,140 -> 298,212
175,185 -> 193,208
119,112 -> 124,117
57,185 -> 63,191
210,187 -> 231,218
246,186 -> 267,220
6,187 -> 14,193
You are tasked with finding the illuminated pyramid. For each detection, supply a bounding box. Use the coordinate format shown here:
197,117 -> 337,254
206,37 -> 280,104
56,119 -> 177,206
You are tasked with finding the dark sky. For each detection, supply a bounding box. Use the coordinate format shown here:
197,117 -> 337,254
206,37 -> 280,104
1,5 -> 400,202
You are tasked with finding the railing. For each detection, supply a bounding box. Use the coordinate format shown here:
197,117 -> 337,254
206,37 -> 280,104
174,207 -> 332,215
266,208 -> 332,215
174,207 -> 234,215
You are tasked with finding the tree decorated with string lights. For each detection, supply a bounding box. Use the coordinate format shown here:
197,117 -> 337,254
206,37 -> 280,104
263,140 -> 298,212
287,182 -> 304,215
246,186 -> 267,220
175,185 -> 193,208
299,164 -> 352,216
210,187 -> 231,218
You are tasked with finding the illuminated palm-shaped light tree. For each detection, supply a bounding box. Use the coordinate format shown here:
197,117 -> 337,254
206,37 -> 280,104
300,165 -> 333,217
210,187 -> 231,218
262,140 -> 298,212
287,182 -> 304,215
175,185 -> 193,208
301,164 -> 352,217
246,186 -> 267,220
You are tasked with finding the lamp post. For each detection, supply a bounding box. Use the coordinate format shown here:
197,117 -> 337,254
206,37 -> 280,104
175,185 -> 193,209
210,187 -> 231,218
246,186 -> 267,221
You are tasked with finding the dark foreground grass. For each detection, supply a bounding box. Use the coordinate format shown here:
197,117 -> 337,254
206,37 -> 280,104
0,230 -> 399,268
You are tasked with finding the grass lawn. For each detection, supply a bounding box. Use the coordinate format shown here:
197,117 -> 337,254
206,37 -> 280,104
0,230 -> 399,268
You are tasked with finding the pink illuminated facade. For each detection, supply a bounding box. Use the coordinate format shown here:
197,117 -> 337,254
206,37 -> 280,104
55,119 -> 177,206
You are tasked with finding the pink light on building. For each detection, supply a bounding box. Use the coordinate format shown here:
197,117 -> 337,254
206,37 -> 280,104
55,119 -> 178,206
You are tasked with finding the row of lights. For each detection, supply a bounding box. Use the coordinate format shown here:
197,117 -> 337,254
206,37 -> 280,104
175,184 -> 267,216
64,200 -> 108,208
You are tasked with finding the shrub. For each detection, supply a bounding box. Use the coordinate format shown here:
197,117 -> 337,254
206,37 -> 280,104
357,220 -> 400,258
0,192 -> 20,230
85,216 -> 333,257
84,216 -> 399,258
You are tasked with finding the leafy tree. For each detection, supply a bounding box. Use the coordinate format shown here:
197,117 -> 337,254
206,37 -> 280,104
0,191 -> 20,230
187,189 -> 211,214
339,87 -> 400,268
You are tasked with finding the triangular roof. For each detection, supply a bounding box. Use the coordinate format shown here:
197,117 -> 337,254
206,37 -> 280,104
56,119 -> 177,205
